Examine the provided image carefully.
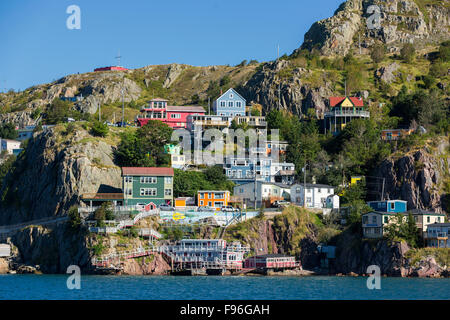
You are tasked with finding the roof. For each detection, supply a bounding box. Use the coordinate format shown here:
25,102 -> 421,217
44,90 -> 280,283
329,96 -> 364,107
122,167 -> 174,176
149,98 -> 169,102
408,209 -> 445,216
251,254 -> 294,259
1,139 -> 21,143
216,88 -> 246,103
166,106 -> 206,113
367,200 -> 407,203
291,183 -> 335,189
198,190 -> 230,193
427,223 -> 450,227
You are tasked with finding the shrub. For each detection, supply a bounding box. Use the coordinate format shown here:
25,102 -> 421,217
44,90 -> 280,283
370,43 -> 386,64
65,122 -> 76,135
90,121 -> 109,137
68,206 -> 81,229
400,43 -> 416,63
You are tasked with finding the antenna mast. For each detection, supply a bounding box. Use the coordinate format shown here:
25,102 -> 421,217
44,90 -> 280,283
115,50 -> 122,67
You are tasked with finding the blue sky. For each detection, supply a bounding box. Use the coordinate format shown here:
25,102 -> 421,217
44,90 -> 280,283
0,0 -> 343,92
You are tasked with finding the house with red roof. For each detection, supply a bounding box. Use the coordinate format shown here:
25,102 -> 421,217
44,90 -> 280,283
136,98 -> 206,129
80,167 -> 174,210
324,96 -> 370,135
122,167 -> 174,208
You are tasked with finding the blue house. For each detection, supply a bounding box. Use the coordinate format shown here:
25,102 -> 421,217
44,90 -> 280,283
213,88 -> 246,117
367,200 -> 407,213
224,157 -> 272,185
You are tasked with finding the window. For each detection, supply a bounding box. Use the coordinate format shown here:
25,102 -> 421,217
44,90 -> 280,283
125,176 -> 132,183
437,217 -> 441,222
200,193 -> 204,199
125,188 -> 132,195
170,114 -> 181,119
208,202 -> 212,207
363,216 -> 368,224
239,188 -> 243,193
384,216 -> 388,223
427,216 -> 430,223
220,101 -> 226,107
228,101 -> 234,107
165,177 -> 173,184
390,202 -> 395,210
140,188 -> 157,196
230,93 -> 234,98
318,188 -> 321,193
165,189 -> 172,196
236,101 -> 241,108
306,197 -> 311,203
200,200 -> 203,206
372,216 -> 377,224
140,177 -> 156,184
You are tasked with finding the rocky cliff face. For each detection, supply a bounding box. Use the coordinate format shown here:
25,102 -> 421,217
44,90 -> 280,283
373,138 -> 450,212
299,0 -> 450,56
241,60 -> 333,117
0,125 -> 122,225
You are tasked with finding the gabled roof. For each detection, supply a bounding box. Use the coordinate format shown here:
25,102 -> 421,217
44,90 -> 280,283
122,167 -> 174,176
329,96 -> 364,107
216,88 -> 246,103
149,98 -> 169,102
166,106 -> 206,113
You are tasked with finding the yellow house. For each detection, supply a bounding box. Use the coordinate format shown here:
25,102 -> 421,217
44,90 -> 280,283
197,190 -> 231,208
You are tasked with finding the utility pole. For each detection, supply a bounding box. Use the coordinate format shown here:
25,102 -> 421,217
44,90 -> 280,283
121,79 -> 125,126
277,44 -> 281,109
116,50 -> 122,67
381,178 -> 385,201
303,164 -> 307,208
98,100 -> 101,122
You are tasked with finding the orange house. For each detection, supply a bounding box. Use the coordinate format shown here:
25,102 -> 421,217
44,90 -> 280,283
381,129 -> 414,141
197,190 -> 231,208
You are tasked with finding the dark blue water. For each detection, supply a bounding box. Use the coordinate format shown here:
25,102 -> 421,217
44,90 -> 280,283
0,275 -> 449,300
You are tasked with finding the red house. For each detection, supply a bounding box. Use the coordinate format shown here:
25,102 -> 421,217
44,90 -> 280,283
136,98 -> 206,129
94,66 -> 129,72
244,254 -> 298,269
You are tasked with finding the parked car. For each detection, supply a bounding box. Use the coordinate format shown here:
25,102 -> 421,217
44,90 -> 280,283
221,205 -> 239,212
198,206 -> 214,212
273,200 -> 290,208
159,204 -> 175,211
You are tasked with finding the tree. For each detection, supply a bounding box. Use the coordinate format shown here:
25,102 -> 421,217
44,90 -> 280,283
115,120 -> 173,167
220,75 -> 231,87
0,123 -> 18,139
45,99 -> 71,124
68,206 -> 81,229
400,43 -> 416,63
438,40 -> 450,62
370,44 -> 386,64
236,60 -> 247,67
91,121 -> 109,137
384,212 -> 420,247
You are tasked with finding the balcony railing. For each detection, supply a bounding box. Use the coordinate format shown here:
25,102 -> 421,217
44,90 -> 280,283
424,232 -> 448,239
324,110 -> 370,117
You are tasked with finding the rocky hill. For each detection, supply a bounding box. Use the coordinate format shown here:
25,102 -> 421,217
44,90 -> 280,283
0,124 -> 123,225
299,0 -> 450,56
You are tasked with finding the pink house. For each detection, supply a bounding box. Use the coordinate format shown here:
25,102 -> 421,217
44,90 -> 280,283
136,98 -> 206,129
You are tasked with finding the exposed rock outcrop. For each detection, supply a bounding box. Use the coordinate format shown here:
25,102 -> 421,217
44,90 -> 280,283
242,60 -> 333,117
372,139 -> 450,213
298,0 -> 450,56
375,62 -> 400,83
0,126 -> 122,224
121,254 -> 171,275
163,63 -> 187,88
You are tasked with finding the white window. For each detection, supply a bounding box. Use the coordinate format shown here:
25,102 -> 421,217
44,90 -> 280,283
125,188 -> 132,195
170,114 -> 181,119
200,200 -> 204,205
125,176 -> 132,183
165,189 -> 172,196
306,197 -> 311,203
165,177 -> 173,184
140,177 -> 157,184
140,188 -> 157,196
230,93 -> 234,98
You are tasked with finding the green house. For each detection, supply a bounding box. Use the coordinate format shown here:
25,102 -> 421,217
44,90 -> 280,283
122,167 -> 174,208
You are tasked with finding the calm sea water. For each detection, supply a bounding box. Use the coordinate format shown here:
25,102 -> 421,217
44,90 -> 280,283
0,275 -> 449,300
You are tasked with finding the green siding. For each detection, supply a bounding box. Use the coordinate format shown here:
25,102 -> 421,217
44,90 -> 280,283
123,175 -> 173,206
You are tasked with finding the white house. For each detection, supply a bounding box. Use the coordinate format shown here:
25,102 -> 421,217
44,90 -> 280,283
1,139 -> 21,155
290,183 -> 335,209
233,181 -> 291,208
270,162 -> 296,185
